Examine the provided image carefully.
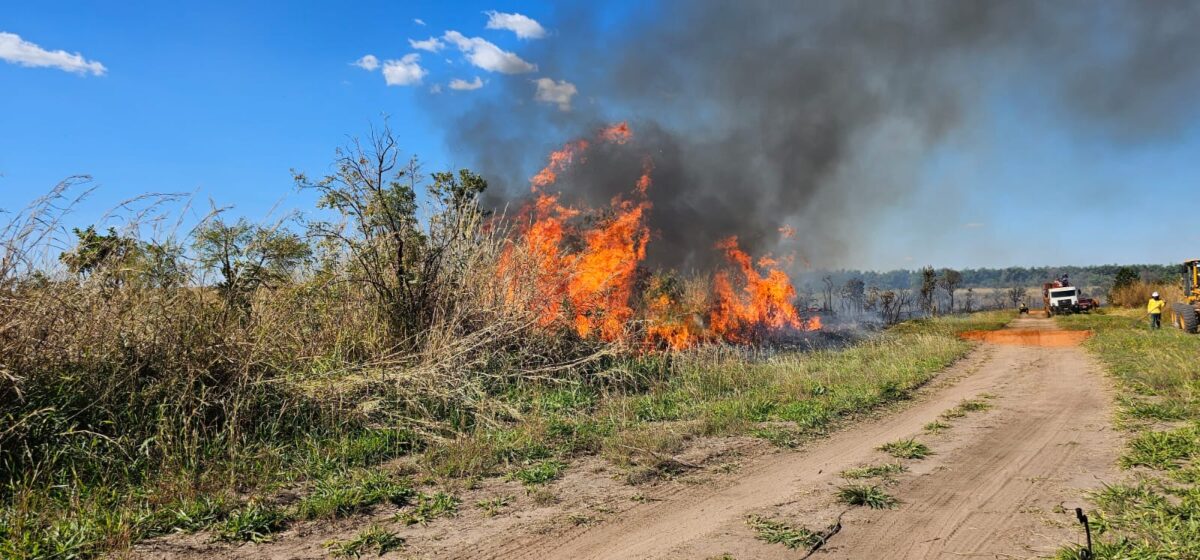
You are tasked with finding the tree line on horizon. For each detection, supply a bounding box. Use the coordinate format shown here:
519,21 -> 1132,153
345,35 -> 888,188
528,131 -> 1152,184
798,263 -> 1177,292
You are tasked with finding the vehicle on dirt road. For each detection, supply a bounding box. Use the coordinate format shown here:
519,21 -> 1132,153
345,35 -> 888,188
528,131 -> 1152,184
1173,259 -> 1200,333
1042,281 -> 1097,316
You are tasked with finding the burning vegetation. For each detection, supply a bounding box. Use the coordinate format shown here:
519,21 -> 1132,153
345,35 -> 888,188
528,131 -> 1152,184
502,123 -> 820,349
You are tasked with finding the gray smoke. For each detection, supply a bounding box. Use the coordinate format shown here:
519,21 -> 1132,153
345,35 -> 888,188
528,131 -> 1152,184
438,0 -> 1200,270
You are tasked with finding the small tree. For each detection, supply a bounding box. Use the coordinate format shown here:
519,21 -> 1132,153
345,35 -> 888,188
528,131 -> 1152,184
194,218 -> 311,314
821,275 -> 835,312
864,285 -> 880,312
918,266 -> 937,315
60,226 -> 140,285
1110,266 -> 1139,300
840,277 -> 865,314
296,123 -> 488,343
1006,285 -> 1024,307
937,268 -> 962,313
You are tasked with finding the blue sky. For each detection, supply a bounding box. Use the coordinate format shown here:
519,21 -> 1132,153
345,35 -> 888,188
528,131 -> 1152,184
2,2 -> 1197,270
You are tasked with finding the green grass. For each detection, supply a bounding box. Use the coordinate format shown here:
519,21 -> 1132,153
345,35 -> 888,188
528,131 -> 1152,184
507,459 -> 566,485
940,396 -> 992,420
836,484 -> 899,509
1119,424 -> 1200,471
878,438 -> 932,459
294,470 -> 415,520
744,515 -> 820,549
213,502 -> 288,543
841,462 -> 907,480
923,420 -> 951,434
475,495 -> 513,517
1054,309 -> 1200,559
325,525 -> 405,558
396,492 -> 459,526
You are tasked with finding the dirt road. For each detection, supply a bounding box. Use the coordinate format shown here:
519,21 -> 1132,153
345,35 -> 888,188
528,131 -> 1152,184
473,316 -> 1119,559
137,317 -> 1119,560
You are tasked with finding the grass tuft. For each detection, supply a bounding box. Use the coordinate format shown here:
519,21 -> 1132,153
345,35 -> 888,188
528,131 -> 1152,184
923,420 -> 951,434
507,459 -> 567,485
836,484 -> 898,509
325,524 -> 405,558
878,438 -> 932,459
213,502 -> 288,543
294,470 -> 414,520
475,495 -> 513,517
396,492 -> 459,526
841,462 -> 906,480
1119,425 -> 1200,471
744,515 -> 819,549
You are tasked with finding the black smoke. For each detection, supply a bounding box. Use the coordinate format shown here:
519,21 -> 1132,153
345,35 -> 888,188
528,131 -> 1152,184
437,0 -> 1200,270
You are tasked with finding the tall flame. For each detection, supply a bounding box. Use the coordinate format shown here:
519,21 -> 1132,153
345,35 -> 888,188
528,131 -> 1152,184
503,122 -> 820,350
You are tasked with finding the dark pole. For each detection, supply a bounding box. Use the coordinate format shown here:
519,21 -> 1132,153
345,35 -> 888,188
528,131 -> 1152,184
1074,507 -> 1093,559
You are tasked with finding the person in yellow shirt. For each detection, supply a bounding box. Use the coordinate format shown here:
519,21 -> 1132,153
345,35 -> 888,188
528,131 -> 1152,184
1148,291 -> 1166,329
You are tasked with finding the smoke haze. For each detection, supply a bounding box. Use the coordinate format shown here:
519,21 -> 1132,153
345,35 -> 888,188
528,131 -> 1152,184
438,0 -> 1200,270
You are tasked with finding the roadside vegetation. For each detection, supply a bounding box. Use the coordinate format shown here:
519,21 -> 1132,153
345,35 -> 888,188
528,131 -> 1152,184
1055,309 -> 1200,559
0,127 -> 1011,558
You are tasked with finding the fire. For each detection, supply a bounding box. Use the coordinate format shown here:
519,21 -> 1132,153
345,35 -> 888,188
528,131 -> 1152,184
599,121 -> 632,144
503,122 -> 820,350
505,123 -> 649,341
708,236 -> 808,342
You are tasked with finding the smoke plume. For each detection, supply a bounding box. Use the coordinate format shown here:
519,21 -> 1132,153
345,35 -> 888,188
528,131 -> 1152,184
438,0 -> 1200,270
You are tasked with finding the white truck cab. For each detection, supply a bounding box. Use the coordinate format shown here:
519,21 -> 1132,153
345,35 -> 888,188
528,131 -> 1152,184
1047,286 -> 1079,311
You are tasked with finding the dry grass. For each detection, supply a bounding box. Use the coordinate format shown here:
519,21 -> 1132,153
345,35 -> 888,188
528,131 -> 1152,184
0,176 -> 1013,558
1108,281 -> 1182,309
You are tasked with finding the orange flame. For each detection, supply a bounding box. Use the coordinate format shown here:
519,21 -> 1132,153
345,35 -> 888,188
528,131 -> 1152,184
599,121 -> 632,144
503,123 -> 820,350
709,236 -> 813,343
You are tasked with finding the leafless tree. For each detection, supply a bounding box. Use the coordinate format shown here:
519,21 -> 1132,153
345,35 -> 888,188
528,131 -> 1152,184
1006,286 -> 1025,307
938,268 -> 963,313
822,275 -> 835,312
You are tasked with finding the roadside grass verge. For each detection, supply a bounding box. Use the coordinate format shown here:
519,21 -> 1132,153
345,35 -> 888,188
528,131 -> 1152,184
1,311 -> 1008,558
1055,309 -> 1200,559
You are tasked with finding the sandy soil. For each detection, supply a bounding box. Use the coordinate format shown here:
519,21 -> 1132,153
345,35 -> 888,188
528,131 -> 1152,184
136,316 -> 1120,560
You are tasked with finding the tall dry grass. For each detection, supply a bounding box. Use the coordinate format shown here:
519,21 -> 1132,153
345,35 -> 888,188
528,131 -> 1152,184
0,171 -> 631,557
1108,280 -> 1182,309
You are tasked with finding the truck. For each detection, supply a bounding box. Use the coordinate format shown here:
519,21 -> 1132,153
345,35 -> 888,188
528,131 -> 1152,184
1042,281 -> 1096,316
1172,259 -> 1200,333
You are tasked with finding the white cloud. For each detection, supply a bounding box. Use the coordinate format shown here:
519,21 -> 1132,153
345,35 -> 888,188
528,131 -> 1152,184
964,222 -> 985,229
408,37 -> 445,52
381,54 -> 427,86
0,32 -> 105,76
430,83 -> 442,94
443,30 -> 536,74
414,18 -> 426,26
533,77 -> 577,111
449,76 -> 483,91
352,54 -> 379,71
485,11 -> 546,39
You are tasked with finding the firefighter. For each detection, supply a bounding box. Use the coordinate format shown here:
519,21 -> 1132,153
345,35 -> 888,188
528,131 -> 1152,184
1148,291 -> 1165,329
